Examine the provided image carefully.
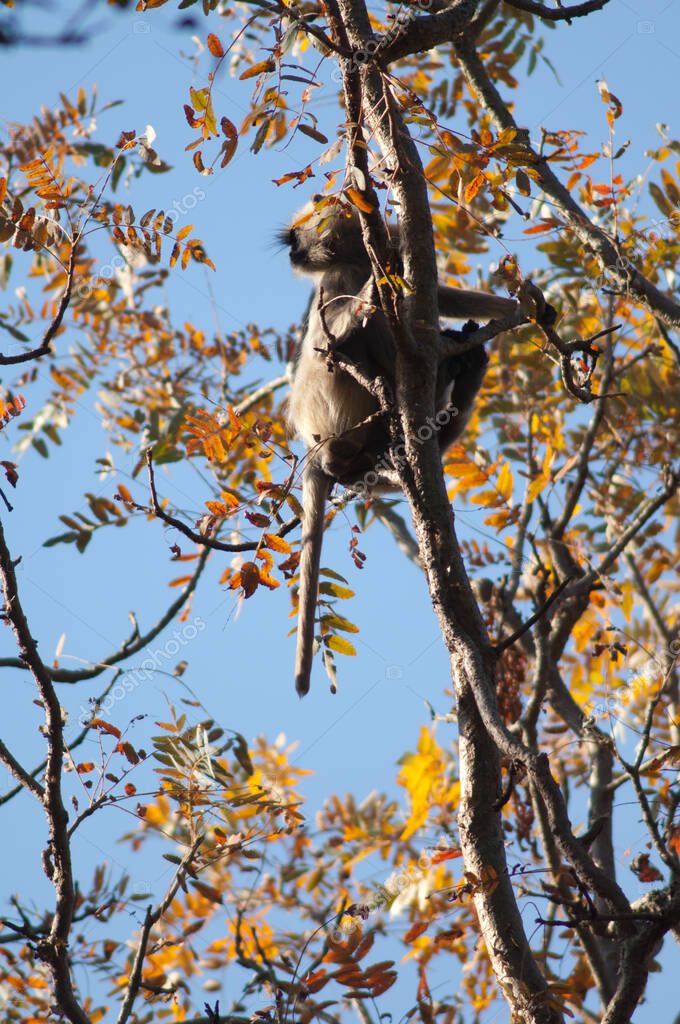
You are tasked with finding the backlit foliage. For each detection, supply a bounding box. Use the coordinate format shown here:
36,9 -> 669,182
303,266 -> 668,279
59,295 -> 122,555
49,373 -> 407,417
0,3 -> 679,1024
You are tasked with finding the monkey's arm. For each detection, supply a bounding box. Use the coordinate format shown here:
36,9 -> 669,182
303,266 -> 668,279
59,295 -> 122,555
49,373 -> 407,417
295,464 -> 332,697
437,284 -> 518,321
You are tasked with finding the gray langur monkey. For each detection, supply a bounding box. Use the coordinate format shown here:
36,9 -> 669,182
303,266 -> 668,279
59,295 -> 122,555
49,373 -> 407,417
282,197 -> 519,697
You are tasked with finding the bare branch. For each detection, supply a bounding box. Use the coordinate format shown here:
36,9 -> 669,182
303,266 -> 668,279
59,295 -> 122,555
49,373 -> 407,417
0,546 -> 210,682
146,448 -> 300,553
495,575 -> 573,654
504,0 -> 612,21
0,517 -> 88,1024
0,736 -> 45,801
380,0 -> 479,63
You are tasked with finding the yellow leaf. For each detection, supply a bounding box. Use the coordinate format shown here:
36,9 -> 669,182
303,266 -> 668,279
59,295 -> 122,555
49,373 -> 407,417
469,488 -> 502,507
326,634 -> 356,656
485,510 -> 511,530
496,462 -> 513,502
319,581 -> 355,600
190,86 -> 208,111
322,613 -> 359,634
424,154 -> 451,182
527,474 -> 548,504
219,490 -> 240,508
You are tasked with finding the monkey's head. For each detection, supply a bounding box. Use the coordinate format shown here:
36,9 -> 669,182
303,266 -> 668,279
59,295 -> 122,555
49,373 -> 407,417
280,197 -> 371,277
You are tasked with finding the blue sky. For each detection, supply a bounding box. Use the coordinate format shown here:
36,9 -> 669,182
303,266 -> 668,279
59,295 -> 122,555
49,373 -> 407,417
0,0 -> 679,1018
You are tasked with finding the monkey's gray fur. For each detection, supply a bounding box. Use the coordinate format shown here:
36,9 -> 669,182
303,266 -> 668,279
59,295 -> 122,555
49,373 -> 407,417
283,197 -> 518,697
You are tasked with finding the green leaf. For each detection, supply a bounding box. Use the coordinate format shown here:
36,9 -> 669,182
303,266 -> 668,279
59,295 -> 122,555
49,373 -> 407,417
0,318 -> 29,342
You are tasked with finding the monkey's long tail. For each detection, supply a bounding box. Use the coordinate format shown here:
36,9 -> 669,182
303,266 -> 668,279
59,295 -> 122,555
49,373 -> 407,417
295,467 -> 332,698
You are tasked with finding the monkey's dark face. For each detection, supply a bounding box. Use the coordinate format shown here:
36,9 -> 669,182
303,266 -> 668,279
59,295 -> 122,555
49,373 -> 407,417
281,200 -> 370,276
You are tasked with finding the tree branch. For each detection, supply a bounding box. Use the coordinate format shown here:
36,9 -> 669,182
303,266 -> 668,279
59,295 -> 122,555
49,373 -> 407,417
0,736 -> 45,801
115,835 -> 204,1024
0,544 -> 210,682
504,0 -> 612,21
454,35 -> 680,328
146,449 -> 300,554
0,243 -> 75,365
0,517 -> 88,1024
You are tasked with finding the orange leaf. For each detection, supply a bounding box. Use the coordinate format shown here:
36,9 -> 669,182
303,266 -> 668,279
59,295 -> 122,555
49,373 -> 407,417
430,847 -> 463,864
345,187 -> 375,214
117,483 -> 134,505
303,969 -> 329,994
464,172 -> 485,204
263,533 -> 292,554
239,59 -> 275,80
240,561 -> 260,598
89,718 -> 122,739
524,221 -> 558,235
169,574 -> 192,587
403,920 -> 429,942
206,33 -> 224,58
369,971 -> 398,996
353,932 -> 374,961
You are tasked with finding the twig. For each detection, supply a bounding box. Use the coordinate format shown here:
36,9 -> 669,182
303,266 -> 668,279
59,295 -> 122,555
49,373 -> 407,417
0,517 -> 89,1024
115,835 -> 204,1024
233,374 -> 290,417
0,671 -> 123,806
0,737 -> 45,801
0,244 -> 75,365
574,466 -> 679,592
67,795 -> 108,839
552,325 -> 615,539
505,0 -> 612,21
495,576 -> 573,654
0,547 -> 210,682
146,449 -> 300,553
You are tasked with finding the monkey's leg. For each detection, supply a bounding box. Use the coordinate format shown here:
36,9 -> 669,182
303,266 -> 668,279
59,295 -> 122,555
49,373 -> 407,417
295,465 -> 332,697
438,284 -> 518,321
436,332 -> 489,450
